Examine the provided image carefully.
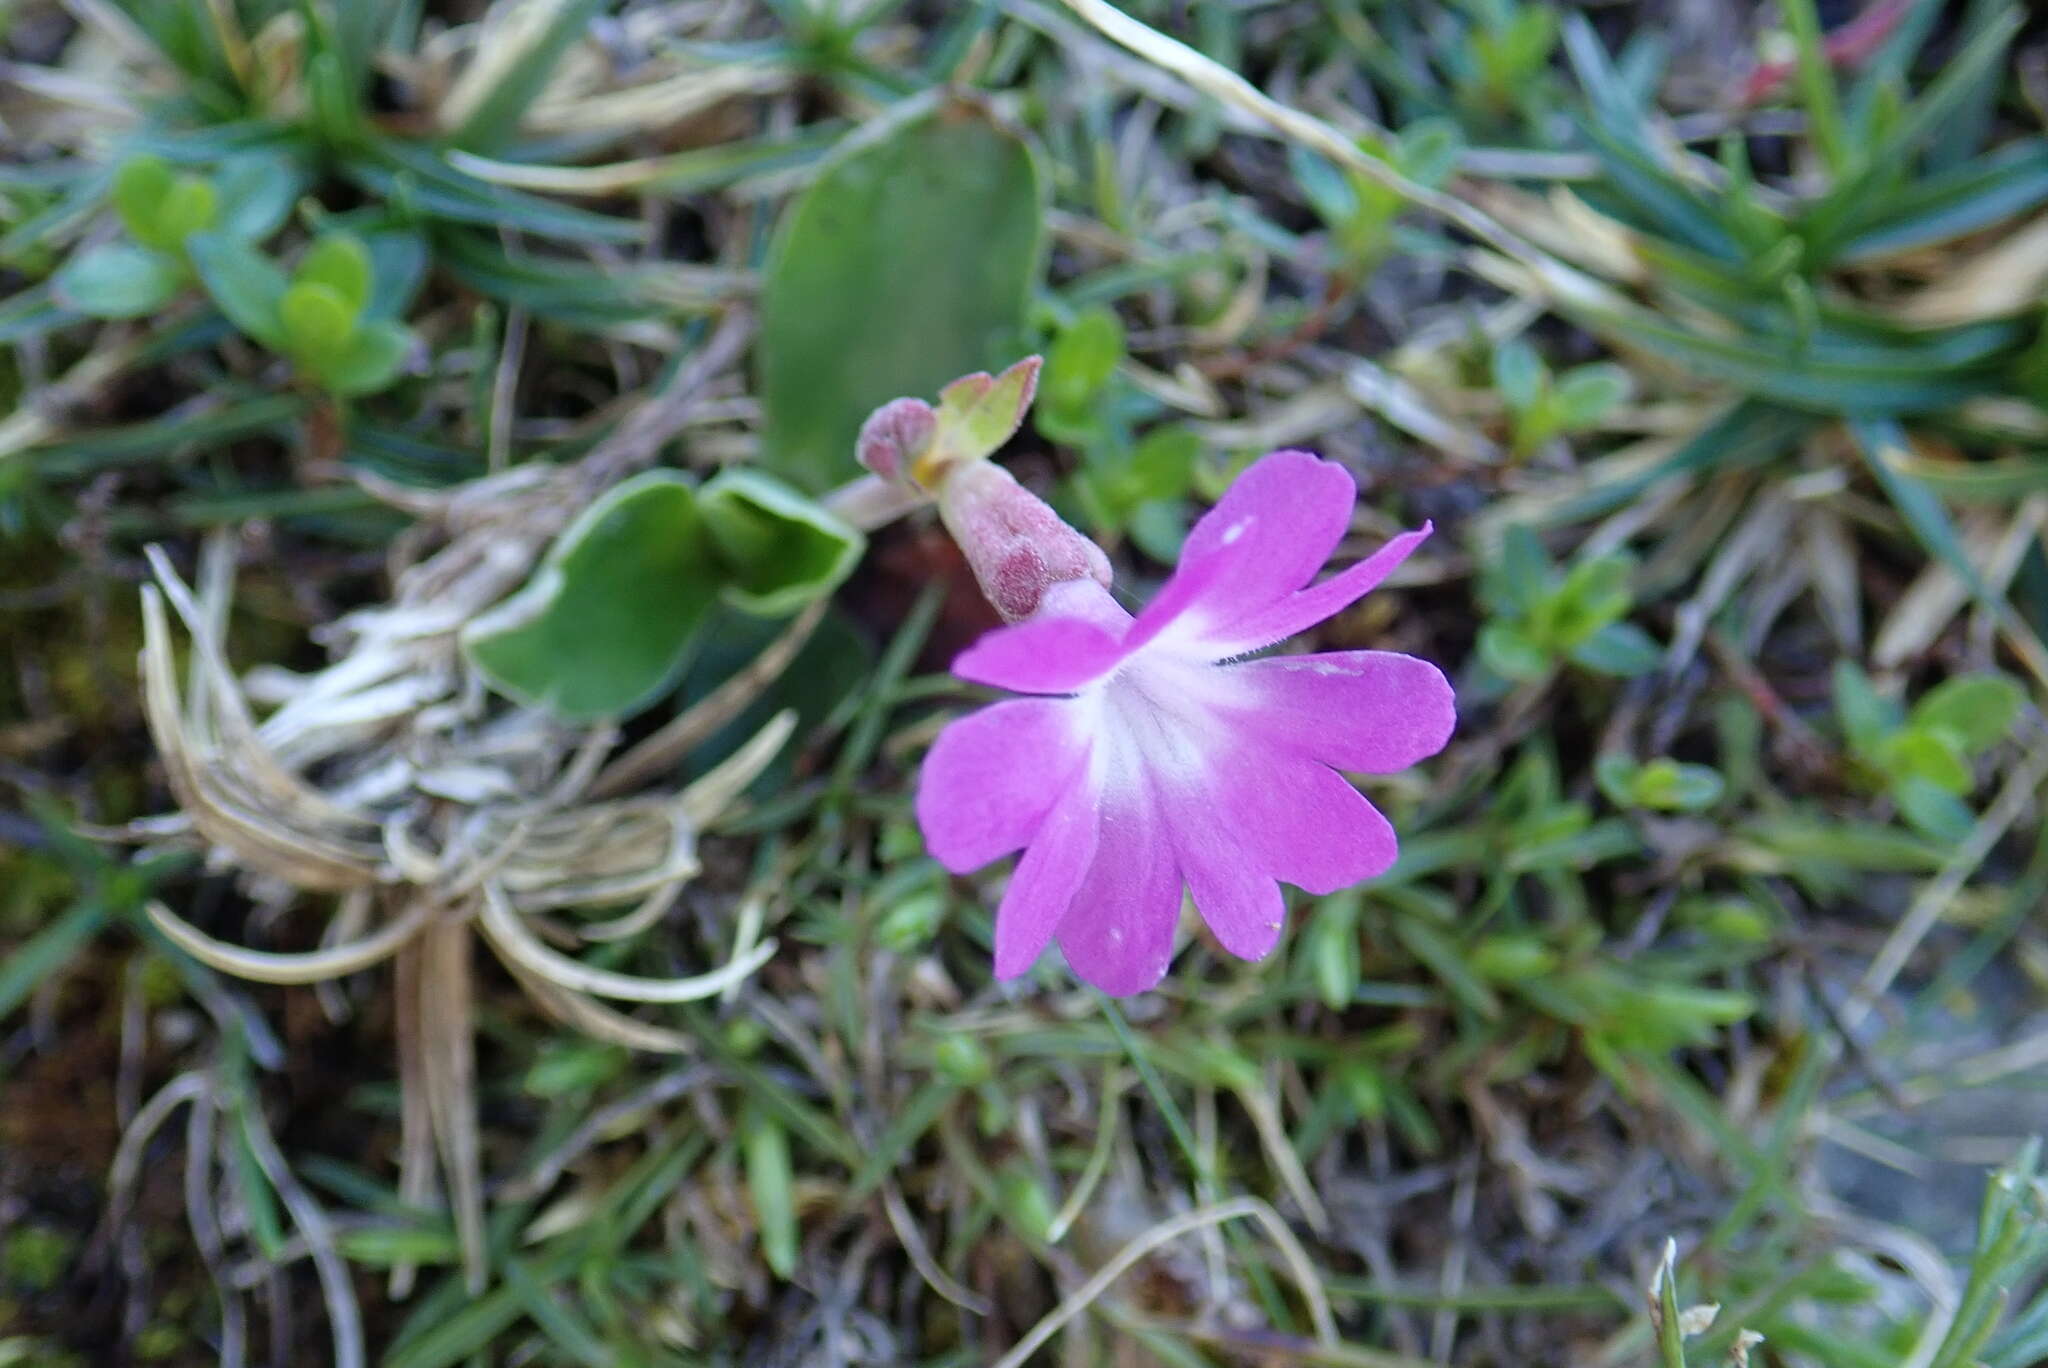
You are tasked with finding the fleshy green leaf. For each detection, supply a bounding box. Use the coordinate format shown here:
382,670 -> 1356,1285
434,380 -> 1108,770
212,150 -> 308,241
1040,306 -> 1125,421
1893,775 -> 1977,844
149,174 -> 220,251
111,155 -> 174,243
758,99 -> 1045,491
1491,338 -> 1546,413
186,230 -> 289,349
294,233 -> 373,315
1911,674 -> 2024,753
1629,758 -> 1726,812
53,244 -> 185,318
313,320 -> 413,396
698,469 -> 866,617
1876,727 -> 1973,795
1478,620 -> 1552,681
1568,621 -> 1662,676
461,472 -> 720,719
280,281 -> 358,362
1832,659 -> 1900,754
1550,363 -> 1632,429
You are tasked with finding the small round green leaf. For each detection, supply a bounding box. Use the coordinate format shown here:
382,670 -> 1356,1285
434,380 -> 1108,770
186,230 -> 290,349
53,244 -> 184,318
1909,673 -> 2023,753
1040,306 -> 1125,420
311,320 -> 413,396
280,281 -> 357,362
1551,363 -> 1632,431
1478,620 -> 1552,681
461,472 -> 721,720
213,150 -> 308,241
294,233 -> 373,314
1490,339 -> 1546,414
111,155 -> 175,243
149,175 -> 220,251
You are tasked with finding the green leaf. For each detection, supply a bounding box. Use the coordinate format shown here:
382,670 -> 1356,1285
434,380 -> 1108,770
340,139 -> 646,244
697,468 -> 866,617
1125,498 -> 1190,564
111,155 -> 174,242
1126,426 -> 1199,502
1478,620 -> 1552,681
1546,554 -> 1634,645
1298,895 -> 1361,1010
1832,659 -> 1900,754
148,174 -> 219,251
1288,145 -> 1358,227
1040,305 -> 1125,421
362,230 -> 429,320
742,1109 -> 799,1278
1893,775 -> 1977,845
1568,622 -> 1661,676
1629,758 -> 1726,812
52,243 -> 184,318
1550,363 -> 1631,429
1394,118 -> 1464,188
211,149 -> 308,241
1876,727 -> 1974,795
1853,418 -> 1998,606
280,281 -> 358,361
186,230 -> 289,349
312,320 -> 412,396
1491,338 -> 1546,413
1911,674 -> 2023,752
1594,752 -> 1639,807
461,471 -> 721,720
294,233 -> 372,314
757,98 -> 1045,490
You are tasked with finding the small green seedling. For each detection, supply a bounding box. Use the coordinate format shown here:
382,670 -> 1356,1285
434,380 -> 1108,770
1834,662 -> 2025,842
52,152 -> 299,319
1478,525 -> 1661,681
1596,754 -> 1727,813
1461,0 -> 1560,120
1290,119 -> 1463,278
187,230 -> 416,396
1492,337 -> 1632,457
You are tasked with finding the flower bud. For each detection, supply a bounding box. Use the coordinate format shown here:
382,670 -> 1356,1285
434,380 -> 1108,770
936,459 -> 1112,621
856,397 -> 937,482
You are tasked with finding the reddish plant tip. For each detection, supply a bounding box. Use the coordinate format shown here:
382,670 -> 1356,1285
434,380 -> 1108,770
856,397 -> 938,482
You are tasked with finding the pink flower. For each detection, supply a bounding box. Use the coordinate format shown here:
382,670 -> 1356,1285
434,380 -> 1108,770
917,450 -> 1456,995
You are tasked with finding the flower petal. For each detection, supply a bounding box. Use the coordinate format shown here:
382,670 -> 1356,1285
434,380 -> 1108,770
1126,450 -> 1357,654
1223,525 -> 1431,653
1055,788 -> 1183,995
917,699 -> 1091,872
951,613 -> 1126,694
992,777 -> 1099,979
1226,651 -> 1455,773
1178,840 -> 1286,961
1221,750 -> 1400,894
